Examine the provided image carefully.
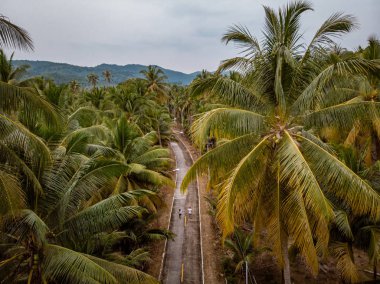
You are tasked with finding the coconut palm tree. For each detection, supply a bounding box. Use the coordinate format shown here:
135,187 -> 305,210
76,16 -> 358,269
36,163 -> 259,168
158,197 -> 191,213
140,65 -> 168,103
0,16 -> 61,133
181,2 -> 380,283
0,49 -> 29,84
110,116 -> 173,197
333,37 -> 380,167
69,80 -> 81,93
223,228 -> 258,283
103,70 -> 112,85
0,120 -> 160,283
85,87 -> 105,109
0,162 -> 158,284
87,73 -> 99,89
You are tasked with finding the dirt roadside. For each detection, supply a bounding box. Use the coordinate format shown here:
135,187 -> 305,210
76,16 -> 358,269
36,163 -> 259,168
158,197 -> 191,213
145,147 -> 176,279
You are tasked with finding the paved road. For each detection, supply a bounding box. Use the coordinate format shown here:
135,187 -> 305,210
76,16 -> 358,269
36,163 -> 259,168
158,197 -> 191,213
161,141 -> 202,284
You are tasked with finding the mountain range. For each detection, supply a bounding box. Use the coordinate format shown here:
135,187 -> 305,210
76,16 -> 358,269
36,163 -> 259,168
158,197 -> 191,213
13,60 -> 200,86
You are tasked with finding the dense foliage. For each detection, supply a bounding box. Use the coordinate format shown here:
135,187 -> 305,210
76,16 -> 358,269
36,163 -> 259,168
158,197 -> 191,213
0,16 -> 176,283
178,1 -> 380,283
2,1 -> 380,283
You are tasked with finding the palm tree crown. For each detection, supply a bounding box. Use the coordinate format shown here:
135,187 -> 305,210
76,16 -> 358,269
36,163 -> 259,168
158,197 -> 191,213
140,65 -> 168,102
181,1 -> 380,282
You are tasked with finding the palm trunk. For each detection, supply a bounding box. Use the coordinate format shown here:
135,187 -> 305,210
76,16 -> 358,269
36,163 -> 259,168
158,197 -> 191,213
281,231 -> 291,284
180,108 -> 185,127
374,259 -> 377,280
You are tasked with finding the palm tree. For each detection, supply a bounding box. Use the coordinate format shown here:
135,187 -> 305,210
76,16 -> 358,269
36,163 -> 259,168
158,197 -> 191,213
140,65 -> 168,103
181,2 -> 380,283
103,70 -> 112,85
110,116 -> 173,196
223,228 -> 258,283
0,163 -> 158,283
0,14 -> 33,51
0,120 -> 160,283
195,69 -> 212,80
69,80 -> 80,93
0,16 -> 61,135
87,73 -> 99,89
85,87 -> 105,109
334,37 -> 380,167
0,49 -> 29,84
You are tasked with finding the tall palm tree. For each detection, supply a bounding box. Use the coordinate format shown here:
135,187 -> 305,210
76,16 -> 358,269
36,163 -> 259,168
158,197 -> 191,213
181,2 -> 380,283
335,37 -> 380,166
103,70 -> 112,85
0,16 -> 60,132
0,129 -> 159,283
87,73 -> 99,89
69,80 -> 80,93
0,49 -> 29,84
140,65 -> 168,103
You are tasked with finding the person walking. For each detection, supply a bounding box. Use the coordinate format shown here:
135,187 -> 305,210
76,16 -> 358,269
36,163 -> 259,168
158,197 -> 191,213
178,208 -> 183,219
187,206 -> 192,218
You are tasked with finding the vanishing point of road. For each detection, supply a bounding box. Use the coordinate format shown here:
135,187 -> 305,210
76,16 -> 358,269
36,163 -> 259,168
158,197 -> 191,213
160,132 -> 204,284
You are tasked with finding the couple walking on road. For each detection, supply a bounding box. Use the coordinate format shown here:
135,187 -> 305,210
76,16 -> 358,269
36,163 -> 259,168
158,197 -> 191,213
178,207 -> 192,219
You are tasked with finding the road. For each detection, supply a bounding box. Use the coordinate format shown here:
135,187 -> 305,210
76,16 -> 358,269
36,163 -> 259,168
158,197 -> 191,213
160,140 -> 203,284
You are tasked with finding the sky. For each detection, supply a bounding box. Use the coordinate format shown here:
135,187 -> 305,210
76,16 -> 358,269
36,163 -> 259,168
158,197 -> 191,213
2,0 -> 379,73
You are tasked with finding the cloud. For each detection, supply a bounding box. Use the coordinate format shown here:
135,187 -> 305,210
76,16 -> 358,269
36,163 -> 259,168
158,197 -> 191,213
2,0 -> 379,72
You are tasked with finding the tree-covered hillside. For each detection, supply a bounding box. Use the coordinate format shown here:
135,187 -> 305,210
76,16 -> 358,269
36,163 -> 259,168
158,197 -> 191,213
13,60 -> 200,86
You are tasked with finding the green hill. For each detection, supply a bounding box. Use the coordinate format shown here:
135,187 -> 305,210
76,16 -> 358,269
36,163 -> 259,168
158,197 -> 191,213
13,60 -> 200,86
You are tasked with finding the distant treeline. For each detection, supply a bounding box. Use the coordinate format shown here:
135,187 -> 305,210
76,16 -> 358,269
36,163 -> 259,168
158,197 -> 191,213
13,60 -> 200,87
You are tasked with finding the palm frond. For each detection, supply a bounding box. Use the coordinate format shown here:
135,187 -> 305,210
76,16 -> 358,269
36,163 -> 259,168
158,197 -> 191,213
0,113 -> 51,169
330,242 -> 358,283
334,210 -> 354,240
43,244 -> 117,284
0,82 -> 61,129
132,148 -> 171,167
130,167 -> 174,188
305,101 -> 380,130
180,134 -> 259,193
46,158 -> 130,223
64,204 -> 144,241
68,107 -> 99,128
292,58 -> 379,113
217,137 -> 271,236
189,76 -> 267,110
303,13 -> 357,61
221,24 -> 261,57
278,131 -> 333,256
86,254 -> 158,284
2,209 -> 49,246
282,190 -> 318,274
0,168 -> 25,215
0,142 -> 43,196
0,15 -> 33,51
361,226 -> 380,264
217,57 -> 253,74
191,108 -> 266,147
297,134 -> 380,220
63,191 -> 142,231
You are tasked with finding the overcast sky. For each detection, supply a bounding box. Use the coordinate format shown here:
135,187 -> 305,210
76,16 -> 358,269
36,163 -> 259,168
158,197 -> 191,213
2,0 -> 379,73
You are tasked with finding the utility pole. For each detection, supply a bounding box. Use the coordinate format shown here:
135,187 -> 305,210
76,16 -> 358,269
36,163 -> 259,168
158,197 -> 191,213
245,260 -> 248,284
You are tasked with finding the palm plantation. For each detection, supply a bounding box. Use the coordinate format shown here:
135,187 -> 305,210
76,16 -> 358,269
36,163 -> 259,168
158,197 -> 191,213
0,15 -> 172,284
1,1 -> 380,283
181,2 -> 380,283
